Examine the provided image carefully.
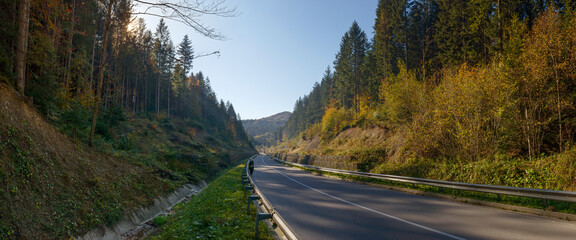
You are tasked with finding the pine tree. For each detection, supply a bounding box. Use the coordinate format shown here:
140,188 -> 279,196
405,0 -> 438,78
361,48 -> 380,105
171,62 -> 186,116
333,21 -> 369,112
320,67 -> 334,106
90,0 -> 116,147
153,19 -> 175,115
334,31 -> 353,108
373,0 -> 407,78
177,34 -> 194,76
434,0 -> 469,67
435,0 -> 493,67
307,82 -> 324,124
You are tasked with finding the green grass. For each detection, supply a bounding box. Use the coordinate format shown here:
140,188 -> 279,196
149,164 -> 274,240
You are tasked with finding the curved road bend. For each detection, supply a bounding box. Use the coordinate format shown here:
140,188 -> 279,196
251,155 -> 576,240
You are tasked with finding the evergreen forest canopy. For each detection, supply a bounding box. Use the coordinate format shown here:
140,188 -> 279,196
279,0 -> 576,162
0,0 -> 250,146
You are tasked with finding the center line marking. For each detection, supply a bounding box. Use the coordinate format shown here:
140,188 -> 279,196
259,155 -> 466,240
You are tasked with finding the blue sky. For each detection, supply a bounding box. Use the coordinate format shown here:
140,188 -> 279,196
136,0 -> 378,120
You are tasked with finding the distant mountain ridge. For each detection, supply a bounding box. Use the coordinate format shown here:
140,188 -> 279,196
242,111 -> 291,146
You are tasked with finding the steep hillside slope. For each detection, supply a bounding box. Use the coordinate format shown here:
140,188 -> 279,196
283,127 -> 388,156
1,84 -> 162,239
273,123 -> 576,192
0,84 -> 254,239
242,111 -> 291,147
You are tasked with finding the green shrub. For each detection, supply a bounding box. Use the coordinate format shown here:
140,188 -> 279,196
60,100 -> 90,141
380,62 -> 427,124
153,215 -> 168,227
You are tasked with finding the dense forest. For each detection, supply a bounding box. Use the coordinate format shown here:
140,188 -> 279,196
0,1 -> 255,238
0,0 -> 250,147
278,0 -> 576,164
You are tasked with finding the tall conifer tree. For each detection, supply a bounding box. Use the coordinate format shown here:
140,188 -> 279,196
153,19 -> 175,115
178,35 -> 194,76
333,21 -> 369,112
373,0 -> 406,78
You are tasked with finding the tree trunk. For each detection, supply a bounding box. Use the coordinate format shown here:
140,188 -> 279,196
90,28 -> 97,92
65,0 -> 76,92
156,77 -> 160,114
89,0 -> 115,147
144,69 -> 148,113
167,81 -> 171,118
497,0 -> 503,54
553,56 -> 562,152
133,71 -> 138,114
525,108 -> 532,161
15,0 -> 30,93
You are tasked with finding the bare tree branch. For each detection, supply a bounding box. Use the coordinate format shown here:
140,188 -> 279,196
133,0 -> 238,40
194,51 -> 220,59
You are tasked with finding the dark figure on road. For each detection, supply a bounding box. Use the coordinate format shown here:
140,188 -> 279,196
248,159 -> 254,175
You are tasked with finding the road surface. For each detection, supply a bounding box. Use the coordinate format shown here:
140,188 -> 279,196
251,155 -> 576,240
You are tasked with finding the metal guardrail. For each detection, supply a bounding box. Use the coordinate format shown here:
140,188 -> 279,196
270,156 -> 576,203
243,155 -> 299,240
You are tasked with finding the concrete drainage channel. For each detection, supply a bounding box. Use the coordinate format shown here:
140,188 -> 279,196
76,181 -> 207,240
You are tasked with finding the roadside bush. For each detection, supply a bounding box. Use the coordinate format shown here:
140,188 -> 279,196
303,123 -> 321,140
391,63 -> 515,162
352,148 -> 386,172
96,105 -> 126,140
431,64 -> 514,161
321,107 -> 354,140
380,62 -> 428,125
60,100 -> 90,141
153,215 -> 168,227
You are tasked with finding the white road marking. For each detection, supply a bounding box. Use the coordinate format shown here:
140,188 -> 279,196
259,155 -> 467,240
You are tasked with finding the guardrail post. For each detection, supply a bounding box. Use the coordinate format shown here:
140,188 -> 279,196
255,213 -> 272,240
248,195 -> 259,215
244,185 -> 254,198
242,179 -> 250,187
242,167 -> 249,187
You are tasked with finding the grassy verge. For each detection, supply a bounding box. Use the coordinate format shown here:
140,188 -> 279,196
148,164 -> 274,240
281,161 -> 576,216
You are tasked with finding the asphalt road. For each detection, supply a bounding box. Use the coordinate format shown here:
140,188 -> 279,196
251,155 -> 576,240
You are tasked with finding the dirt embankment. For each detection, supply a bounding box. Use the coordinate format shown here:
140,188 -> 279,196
268,127 -> 389,172
0,84 -> 173,239
281,127 -> 388,156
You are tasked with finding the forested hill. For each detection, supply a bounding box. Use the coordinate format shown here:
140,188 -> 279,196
274,0 -> 576,188
0,0 -> 254,239
243,111 -> 291,137
242,111 -> 291,147
1,0 -> 251,150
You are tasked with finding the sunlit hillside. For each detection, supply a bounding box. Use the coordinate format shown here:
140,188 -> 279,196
272,1 -> 576,191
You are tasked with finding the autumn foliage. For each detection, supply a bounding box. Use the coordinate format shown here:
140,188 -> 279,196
278,4 -> 576,177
